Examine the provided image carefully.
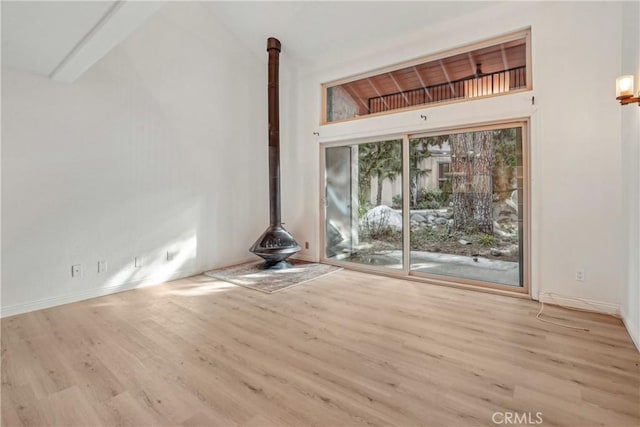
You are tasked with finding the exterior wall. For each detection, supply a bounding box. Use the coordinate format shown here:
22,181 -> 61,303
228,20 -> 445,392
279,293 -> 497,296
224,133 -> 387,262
327,86 -> 359,122
369,154 -> 450,207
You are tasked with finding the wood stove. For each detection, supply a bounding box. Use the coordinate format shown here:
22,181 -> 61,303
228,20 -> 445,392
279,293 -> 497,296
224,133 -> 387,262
249,37 -> 301,269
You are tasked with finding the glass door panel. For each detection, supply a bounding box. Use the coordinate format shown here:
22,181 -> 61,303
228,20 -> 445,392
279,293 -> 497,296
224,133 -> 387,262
409,127 -> 524,287
324,140 -> 403,269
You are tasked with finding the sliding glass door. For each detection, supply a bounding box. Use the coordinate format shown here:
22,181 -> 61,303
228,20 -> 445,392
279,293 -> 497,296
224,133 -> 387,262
408,127 -> 524,287
324,139 -> 403,270
322,122 -> 528,292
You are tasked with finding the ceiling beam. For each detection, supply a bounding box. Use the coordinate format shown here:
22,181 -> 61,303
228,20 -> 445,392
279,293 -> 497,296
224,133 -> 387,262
366,78 -> 390,109
388,72 -> 410,104
467,53 -> 476,76
439,60 -> 455,96
412,66 -> 432,101
500,44 -> 509,70
342,84 -> 370,113
50,1 -> 164,83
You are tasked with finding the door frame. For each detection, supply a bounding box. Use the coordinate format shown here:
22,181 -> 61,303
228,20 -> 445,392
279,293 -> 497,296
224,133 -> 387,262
319,118 -> 531,297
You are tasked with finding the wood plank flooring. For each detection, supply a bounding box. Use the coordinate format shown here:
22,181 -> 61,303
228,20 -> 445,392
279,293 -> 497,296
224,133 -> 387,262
2,269 -> 639,426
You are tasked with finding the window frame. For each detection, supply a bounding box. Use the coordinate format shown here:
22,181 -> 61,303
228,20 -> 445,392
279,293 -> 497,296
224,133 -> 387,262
319,119 -> 531,297
320,28 -> 532,125
437,161 -> 451,190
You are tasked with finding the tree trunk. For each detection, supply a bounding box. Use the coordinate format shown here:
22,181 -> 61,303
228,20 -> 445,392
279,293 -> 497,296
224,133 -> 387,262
492,130 -> 516,202
472,131 -> 493,234
376,172 -> 383,206
451,131 -> 494,234
493,156 -> 511,202
359,175 -> 371,207
411,176 -> 417,208
451,133 -> 474,232
410,156 -> 420,208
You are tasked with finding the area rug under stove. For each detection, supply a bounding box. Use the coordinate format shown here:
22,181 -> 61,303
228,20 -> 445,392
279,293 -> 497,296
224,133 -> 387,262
204,260 -> 342,294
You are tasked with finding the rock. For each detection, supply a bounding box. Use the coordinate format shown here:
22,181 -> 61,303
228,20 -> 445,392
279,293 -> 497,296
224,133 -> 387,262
411,213 -> 426,223
493,220 -> 516,237
458,239 -> 472,245
427,215 -> 436,223
435,217 -> 448,225
493,222 -> 510,237
502,244 -> 519,257
490,248 -> 502,256
360,205 -> 402,230
493,200 -> 517,220
410,220 -> 423,229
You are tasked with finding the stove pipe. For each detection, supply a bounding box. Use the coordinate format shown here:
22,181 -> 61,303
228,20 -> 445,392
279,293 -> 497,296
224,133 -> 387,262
249,37 -> 301,269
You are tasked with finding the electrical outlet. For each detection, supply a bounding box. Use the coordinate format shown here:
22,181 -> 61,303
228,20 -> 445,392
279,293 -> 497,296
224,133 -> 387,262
71,264 -> 82,278
135,257 -> 142,268
167,250 -> 175,261
305,241 -> 310,250
575,269 -> 585,281
98,261 -> 107,273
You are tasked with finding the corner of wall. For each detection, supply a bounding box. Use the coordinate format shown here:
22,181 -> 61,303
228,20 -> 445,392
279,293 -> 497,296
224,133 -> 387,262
620,0 -> 640,352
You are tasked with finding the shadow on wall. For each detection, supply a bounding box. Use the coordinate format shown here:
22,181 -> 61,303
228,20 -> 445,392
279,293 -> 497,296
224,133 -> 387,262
104,233 -> 198,293
1,0 -> 269,313
0,182 -> 206,311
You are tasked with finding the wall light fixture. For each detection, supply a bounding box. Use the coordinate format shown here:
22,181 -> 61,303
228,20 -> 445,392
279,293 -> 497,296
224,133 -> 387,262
616,75 -> 640,106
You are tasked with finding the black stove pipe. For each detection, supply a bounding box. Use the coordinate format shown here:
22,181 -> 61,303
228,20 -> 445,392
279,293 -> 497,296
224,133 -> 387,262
267,37 -> 282,227
249,37 -> 300,269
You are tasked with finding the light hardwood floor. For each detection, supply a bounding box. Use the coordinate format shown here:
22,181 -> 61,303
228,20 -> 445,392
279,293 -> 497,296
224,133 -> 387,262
2,269 -> 639,426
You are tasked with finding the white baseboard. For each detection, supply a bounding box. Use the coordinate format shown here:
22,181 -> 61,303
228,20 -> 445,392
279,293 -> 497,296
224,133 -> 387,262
290,253 -> 319,263
0,255 -> 283,318
1,267 -> 197,318
539,292 -> 620,317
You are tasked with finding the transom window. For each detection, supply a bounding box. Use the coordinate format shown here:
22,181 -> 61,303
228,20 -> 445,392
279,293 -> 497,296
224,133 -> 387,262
322,29 -> 531,124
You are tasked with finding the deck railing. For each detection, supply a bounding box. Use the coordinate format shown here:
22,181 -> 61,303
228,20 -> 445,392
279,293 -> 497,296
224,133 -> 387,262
368,66 -> 526,114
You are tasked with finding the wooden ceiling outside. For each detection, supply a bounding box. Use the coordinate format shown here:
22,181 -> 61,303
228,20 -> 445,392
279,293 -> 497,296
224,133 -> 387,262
338,39 -> 526,113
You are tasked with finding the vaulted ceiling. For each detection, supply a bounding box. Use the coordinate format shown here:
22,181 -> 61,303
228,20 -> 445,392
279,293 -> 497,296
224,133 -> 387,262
204,1 -> 501,66
1,1 -> 164,82
1,1 -> 502,83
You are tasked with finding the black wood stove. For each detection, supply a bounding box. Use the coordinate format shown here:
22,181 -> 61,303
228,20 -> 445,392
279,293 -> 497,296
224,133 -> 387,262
249,38 -> 301,269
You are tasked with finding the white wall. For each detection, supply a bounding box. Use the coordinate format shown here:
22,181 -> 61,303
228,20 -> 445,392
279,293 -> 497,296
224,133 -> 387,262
620,0 -> 640,349
3,1 -> 635,330
1,2 -> 270,316
284,1 -> 626,314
